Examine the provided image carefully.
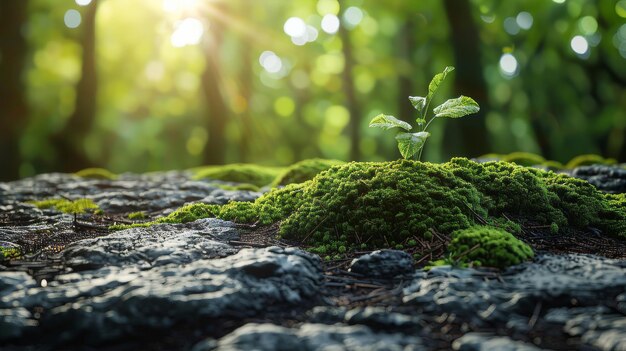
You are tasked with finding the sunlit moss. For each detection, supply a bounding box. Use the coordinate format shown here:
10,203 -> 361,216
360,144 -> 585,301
271,158 -> 345,187
127,211 -> 146,220
29,198 -> 99,214
192,164 -> 285,187
500,151 -> 546,167
74,167 -> 118,180
210,183 -> 260,192
444,226 -> 534,269
113,159 -> 626,259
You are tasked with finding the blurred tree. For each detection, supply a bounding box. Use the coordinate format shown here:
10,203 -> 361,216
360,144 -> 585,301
339,20 -> 361,161
0,1 -> 29,181
51,0 -> 98,172
442,0 -> 490,158
200,4 -> 229,165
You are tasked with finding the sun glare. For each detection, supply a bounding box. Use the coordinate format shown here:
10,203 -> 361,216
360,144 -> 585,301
171,17 -> 205,47
162,0 -> 200,14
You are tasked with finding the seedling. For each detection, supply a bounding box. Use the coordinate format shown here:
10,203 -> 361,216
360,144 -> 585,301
369,66 -> 480,160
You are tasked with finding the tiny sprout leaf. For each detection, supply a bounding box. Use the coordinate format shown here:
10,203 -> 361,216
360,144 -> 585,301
433,95 -> 480,118
408,96 -> 426,113
395,132 -> 430,159
369,114 -> 412,131
415,118 -> 426,126
427,66 -> 454,102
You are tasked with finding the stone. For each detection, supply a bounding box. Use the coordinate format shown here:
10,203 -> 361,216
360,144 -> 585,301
202,322 -> 426,351
570,165 -> 626,194
452,333 -> 542,351
349,249 -> 415,278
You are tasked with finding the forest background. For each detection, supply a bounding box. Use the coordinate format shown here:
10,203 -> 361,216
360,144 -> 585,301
0,0 -> 625,181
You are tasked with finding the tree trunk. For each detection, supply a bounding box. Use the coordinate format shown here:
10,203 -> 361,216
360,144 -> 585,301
52,1 -> 98,172
442,0 -> 490,158
338,19 -> 361,161
396,19 -> 416,126
0,1 -> 29,181
200,15 -> 229,165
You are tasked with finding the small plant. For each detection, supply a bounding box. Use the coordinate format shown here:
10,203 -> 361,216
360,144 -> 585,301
369,66 -> 480,160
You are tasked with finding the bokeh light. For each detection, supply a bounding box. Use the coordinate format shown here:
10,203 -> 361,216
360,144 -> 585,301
64,10 -> 81,29
284,17 -> 307,37
499,53 -> 519,77
259,51 -> 283,73
516,12 -> 533,30
75,0 -> 92,6
343,7 -> 364,28
170,18 -> 204,47
570,35 -> 589,56
321,14 -> 340,34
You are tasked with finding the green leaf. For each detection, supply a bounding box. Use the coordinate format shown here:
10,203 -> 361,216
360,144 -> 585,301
427,66 -> 454,102
369,114 -> 412,131
433,95 -> 480,118
395,132 -> 430,159
408,96 -> 426,114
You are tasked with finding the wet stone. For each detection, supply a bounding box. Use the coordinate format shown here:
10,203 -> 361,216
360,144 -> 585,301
0,247 -> 324,346
349,249 -> 415,278
63,218 -> 239,268
545,306 -> 626,351
452,333 -> 543,351
570,165 -> 626,194
403,253 -> 626,331
199,322 -> 427,351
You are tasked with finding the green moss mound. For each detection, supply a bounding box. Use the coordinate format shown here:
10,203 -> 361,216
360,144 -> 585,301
271,158 -> 345,187
75,168 -> 117,180
113,158 -> 626,256
447,226 -> 534,268
29,198 -> 100,214
127,211 -> 146,220
500,152 -> 546,167
192,164 -> 285,187
565,154 -> 617,169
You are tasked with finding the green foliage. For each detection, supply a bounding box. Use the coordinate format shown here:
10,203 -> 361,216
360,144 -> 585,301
192,164 -> 285,187
447,226 -> 534,269
127,211 -> 146,220
271,158 -> 345,187
74,168 -> 118,180
211,183 -> 261,192
29,198 -> 99,214
369,66 -> 480,160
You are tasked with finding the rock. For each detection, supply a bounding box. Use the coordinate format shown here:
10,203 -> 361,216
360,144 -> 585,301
0,247 -> 323,346
202,322 -> 426,351
452,333 -> 542,351
403,253 -> 626,330
570,165 -> 626,194
349,249 -> 415,278
344,306 -> 421,331
545,306 -> 626,351
63,218 -> 239,268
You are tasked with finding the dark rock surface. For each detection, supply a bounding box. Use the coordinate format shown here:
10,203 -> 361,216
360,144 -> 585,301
1,171 -> 626,350
569,165 -> 626,194
349,249 -> 415,278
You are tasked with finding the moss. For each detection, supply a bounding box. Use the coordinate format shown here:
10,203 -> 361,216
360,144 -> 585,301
447,226 -> 534,268
565,154 -> 617,169
192,164 -> 285,187
113,158 -> 626,254
75,168 -> 118,180
0,246 -> 21,261
211,183 -> 260,192
501,152 -> 546,167
128,211 -> 146,220
29,198 -> 100,214
271,158 -> 345,187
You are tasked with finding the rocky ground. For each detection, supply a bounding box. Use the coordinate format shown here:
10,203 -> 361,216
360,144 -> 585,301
1,165 -> 625,351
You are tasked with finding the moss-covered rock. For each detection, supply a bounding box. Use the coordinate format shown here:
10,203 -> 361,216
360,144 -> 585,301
113,158 -> 626,257
500,152 -> 546,167
0,246 -> 21,261
565,154 -> 617,169
192,164 -> 285,187
271,158 -> 345,187
29,198 -> 100,214
74,168 -> 118,180
446,226 -> 534,268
